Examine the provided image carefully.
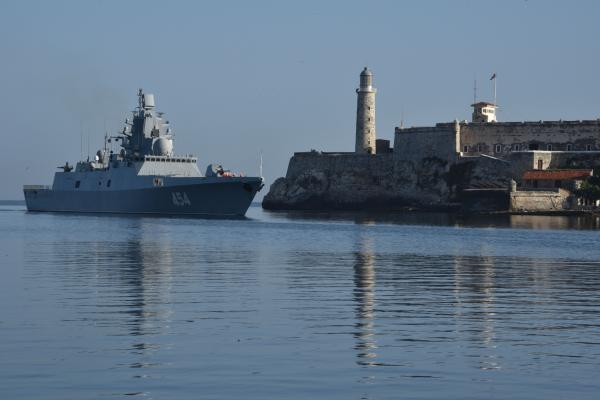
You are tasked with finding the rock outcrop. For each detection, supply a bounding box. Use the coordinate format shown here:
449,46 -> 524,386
262,151 -> 512,211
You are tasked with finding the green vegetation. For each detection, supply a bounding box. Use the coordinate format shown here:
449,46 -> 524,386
576,168 -> 600,201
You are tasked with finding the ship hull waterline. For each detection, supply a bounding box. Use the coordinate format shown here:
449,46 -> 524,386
24,178 -> 263,217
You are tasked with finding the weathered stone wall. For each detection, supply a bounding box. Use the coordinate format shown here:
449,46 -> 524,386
264,120 -> 600,212
454,155 -> 513,188
395,120 -> 600,157
264,152 -> 401,210
507,151 -> 600,180
394,123 -> 458,163
262,150 -> 514,211
549,151 -> 600,169
510,189 -> 572,213
460,120 -> 600,155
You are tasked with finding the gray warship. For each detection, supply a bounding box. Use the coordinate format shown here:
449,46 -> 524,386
24,89 -> 263,216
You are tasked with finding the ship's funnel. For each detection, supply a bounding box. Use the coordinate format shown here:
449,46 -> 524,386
143,94 -> 155,109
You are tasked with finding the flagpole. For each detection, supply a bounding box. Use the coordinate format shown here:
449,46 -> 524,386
259,149 -> 263,179
493,74 -> 497,107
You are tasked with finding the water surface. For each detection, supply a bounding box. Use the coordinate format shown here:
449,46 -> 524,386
1,205 -> 600,399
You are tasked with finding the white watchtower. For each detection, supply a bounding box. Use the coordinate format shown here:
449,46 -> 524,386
471,101 -> 497,123
355,67 -> 377,154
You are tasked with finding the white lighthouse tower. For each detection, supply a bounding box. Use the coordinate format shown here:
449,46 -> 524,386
355,67 -> 377,154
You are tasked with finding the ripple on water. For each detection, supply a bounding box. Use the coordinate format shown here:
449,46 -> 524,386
1,208 -> 600,399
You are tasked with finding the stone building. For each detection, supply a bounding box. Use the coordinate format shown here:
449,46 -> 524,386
396,104 -> 600,159
263,68 -> 600,213
521,169 -> 592,191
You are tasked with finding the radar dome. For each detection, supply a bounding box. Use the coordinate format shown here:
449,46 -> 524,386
152,137 -> 173,156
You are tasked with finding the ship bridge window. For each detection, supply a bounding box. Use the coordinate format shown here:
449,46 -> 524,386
567,144 -> 573,151
75,180 -> 80,189
107,180 -> 111,188
463,145 -> 469,152
586,144 -> 593,151
547,144 -> 553,151
495,144 -> 502,153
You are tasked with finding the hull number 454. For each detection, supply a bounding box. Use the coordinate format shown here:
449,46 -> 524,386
172,192 -> 191,206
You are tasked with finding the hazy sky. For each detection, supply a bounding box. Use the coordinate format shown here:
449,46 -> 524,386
1,0 -> 599,199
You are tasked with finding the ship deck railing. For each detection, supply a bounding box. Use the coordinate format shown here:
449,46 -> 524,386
23,185 -> 51,190
138,155 -> 198,163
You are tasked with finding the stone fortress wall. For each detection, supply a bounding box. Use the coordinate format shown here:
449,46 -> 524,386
394,123 -> 459,163
263,68 -> 600,212
395,120 -> 600,160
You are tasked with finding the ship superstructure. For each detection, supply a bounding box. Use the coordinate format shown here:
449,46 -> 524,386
24,89 -> 263,216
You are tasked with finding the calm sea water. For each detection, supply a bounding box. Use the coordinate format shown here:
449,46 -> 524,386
1,204 -> 600,399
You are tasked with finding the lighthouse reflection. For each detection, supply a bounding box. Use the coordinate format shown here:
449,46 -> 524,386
353,234 -> 378,366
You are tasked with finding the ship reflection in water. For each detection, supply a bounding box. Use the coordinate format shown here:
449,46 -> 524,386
41,219 -> 176,381
2,206 -> 600,399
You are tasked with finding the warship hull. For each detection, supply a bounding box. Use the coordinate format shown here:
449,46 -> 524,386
24,178 -> 263,217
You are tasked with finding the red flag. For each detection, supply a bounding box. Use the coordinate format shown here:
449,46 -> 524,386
490,73 -> 497,80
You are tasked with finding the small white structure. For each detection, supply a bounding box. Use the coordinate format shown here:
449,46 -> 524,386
471,101 -> 497,123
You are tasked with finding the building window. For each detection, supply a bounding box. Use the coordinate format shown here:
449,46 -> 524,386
566,144 -> 573,151
547,144 -> 553,151
75,181 -> 80,188
586,144 -> 592,151
495,144 -> 502,153
538,159 -> 543,170
463,145 -> 469,152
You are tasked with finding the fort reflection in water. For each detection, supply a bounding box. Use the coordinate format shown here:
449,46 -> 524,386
265,209 -> 600,230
